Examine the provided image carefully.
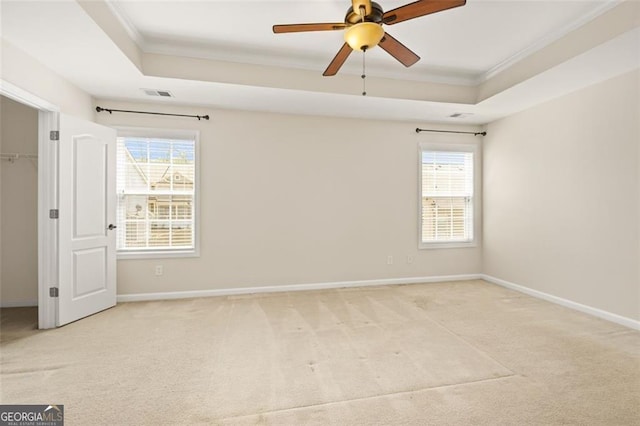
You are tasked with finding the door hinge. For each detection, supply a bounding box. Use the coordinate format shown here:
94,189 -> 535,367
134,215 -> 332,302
49,209 -> 59,219
49,130 -> 59,141
49,287 -> 59,297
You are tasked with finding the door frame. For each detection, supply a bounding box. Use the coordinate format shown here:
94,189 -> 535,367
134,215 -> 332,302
0,80 -> 59,329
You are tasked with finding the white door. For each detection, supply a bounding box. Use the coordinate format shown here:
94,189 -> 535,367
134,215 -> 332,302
58,114 -> 116,326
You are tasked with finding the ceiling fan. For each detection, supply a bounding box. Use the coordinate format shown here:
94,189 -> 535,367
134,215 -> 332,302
273,0 -> 466,76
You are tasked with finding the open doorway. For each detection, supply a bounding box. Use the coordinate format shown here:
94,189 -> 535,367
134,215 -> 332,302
0,95 -> 39,331
1,82 -> 118,330
1,81 -> 59,329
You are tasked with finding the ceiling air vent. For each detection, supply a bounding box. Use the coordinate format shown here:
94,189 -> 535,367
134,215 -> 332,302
142,89 -> 173,97
449,112 -> 473,118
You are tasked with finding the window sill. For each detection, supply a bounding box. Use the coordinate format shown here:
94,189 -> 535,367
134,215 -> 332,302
419,241 -> 477,250
117,249 -> 199,260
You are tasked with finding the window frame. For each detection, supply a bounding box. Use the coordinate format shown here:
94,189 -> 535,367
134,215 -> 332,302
418,142 -> 479,250
115,126 -> 200,260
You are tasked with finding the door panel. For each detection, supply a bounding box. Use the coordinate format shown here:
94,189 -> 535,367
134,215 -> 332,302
74,137 -> 107,238
73,247 -> 107,298
58,114 -> 116,326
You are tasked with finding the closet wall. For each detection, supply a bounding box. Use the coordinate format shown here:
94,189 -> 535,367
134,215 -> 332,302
0,96 -> 39,306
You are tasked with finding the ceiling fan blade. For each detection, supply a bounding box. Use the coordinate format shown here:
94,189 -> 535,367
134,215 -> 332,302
378,33 -> 420,67
323,43 -> 353,76
273,23 -> 346,34
351,0 -> 372,17
383,0 -> 466,25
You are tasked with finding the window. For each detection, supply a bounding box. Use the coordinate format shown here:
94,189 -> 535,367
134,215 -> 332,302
116,129 -> 198,258
419,143 -> 475,248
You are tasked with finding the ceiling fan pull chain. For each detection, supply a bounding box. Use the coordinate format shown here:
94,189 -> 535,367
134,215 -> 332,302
362,48 -> 367,96
359,6 -> 368,96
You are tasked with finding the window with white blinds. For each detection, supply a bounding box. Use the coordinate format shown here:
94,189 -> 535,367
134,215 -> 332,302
419,145 -> 475,247
116,131 -> 198,257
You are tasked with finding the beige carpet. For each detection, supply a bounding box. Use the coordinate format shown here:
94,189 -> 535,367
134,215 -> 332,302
1,279 -> 639,425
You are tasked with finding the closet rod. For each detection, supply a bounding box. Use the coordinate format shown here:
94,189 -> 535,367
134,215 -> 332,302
1,153 -> 38,162
96,106 -> 210,121
415,128 -> 486,136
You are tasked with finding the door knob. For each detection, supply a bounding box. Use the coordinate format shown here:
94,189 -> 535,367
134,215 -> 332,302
107,224 -> 117,230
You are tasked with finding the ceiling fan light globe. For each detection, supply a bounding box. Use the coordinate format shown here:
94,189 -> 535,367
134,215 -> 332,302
344,22 -> 384,51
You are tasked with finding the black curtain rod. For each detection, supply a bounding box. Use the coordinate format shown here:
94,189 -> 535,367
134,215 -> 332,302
416,128 -> 486,136
96,106 -> 209,121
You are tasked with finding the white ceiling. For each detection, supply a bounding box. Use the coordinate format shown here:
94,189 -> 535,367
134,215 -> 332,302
110,0 -> 613,83
0,0 -> 638,125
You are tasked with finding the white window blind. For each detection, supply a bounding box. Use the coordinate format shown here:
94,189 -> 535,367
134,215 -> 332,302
420,149 -> 474,245
116,136 -> 196,254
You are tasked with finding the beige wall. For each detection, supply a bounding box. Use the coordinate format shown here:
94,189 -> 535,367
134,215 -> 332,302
483,70 -> 640,320
95,101 -> 483,295
0,96 -> 39,305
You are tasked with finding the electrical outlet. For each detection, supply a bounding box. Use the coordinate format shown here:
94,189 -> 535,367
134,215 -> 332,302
387,255 -> 393,265
155,265 -> 163,276
407,255 -> 414,264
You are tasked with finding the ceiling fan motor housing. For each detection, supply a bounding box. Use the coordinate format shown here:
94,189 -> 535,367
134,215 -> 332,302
345,2 -> 384,24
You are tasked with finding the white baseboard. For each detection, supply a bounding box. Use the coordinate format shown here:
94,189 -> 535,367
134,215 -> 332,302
481,274 -> 640,331
116,274 -> 482,303
119,273 -> 640,330
0,299 -> 38,308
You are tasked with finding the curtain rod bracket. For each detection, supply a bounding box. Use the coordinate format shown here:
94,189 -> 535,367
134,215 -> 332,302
416,128 -> 486,136
96,106 -> 209,121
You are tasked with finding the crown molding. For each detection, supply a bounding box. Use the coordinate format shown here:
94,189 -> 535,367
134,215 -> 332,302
105,0 -> 623,88
478,0 -> 622,84
104,0 -> 147,50
142,40 -> 480,86
104,0 -> 478,86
